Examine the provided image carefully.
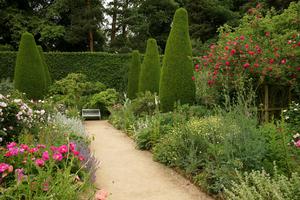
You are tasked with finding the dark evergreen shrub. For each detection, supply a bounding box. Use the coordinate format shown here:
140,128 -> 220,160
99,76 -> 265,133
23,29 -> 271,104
139,38 -> 161,94
14,32 -> 47,99
127,50 -> 141,99
159,8 -> 195,112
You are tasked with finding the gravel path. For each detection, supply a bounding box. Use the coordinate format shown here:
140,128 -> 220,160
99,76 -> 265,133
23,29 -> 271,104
85,120 -> 213,200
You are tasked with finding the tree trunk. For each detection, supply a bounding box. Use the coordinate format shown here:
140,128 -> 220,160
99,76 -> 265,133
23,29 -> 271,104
86,0 -> 94,52
111,0 -> 118,45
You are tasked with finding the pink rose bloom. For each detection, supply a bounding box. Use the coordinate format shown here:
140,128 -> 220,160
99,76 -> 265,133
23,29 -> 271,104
15,168 -> 25,182
37,144 -> 46,149
20,144 -> 29,151
0,163 -> 10,173
5,147 -> 19,157
78,155 -> 85,161
42,151 -> 49,161
7,142 -> 17,149
72,150 -> 80,156
29,148 -> 38,153
69,142 -> 76,151
53,153 -> 63,161
50,146 -> 58,152
59,145 -> 68,154
35,159 -> 45,167
295,140 -> 300,148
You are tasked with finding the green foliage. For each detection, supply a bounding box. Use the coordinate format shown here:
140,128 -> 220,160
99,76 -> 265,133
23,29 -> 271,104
37,46 -> 52,90
159,8 -> 195,112
0,51 -> 131,92
225,169 -> 300,200
48,73 -> 106,110
14,32 -> 47,100
127,50 -> 141,99
0,78 -> 14,95
85,89 -> 119,116
139,38 -> 161,94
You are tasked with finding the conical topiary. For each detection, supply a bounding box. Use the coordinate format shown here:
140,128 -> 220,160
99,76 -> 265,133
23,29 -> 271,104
127,50 -> 141,99
139,38 -> 161,94
14,32 -> 47,99
37,45 -> 52,91
159,8 -> 195,112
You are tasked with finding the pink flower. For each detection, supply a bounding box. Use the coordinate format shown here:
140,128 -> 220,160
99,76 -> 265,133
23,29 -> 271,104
95,189 -> 109,200
0,163 -> 10,173
15,168 -> 25,182
72,150 -> 80,156
225,61 -> 230,66
5,147 -> 19,157
243,63 -> 250,69
78,155 -> 85,161
245,44 -> 249,49
281,59 -> 286,64
58,145 -> 68,154
7,142 -> 17,149
240,35 -> 245,40
35,159 -> 45,167
295,140 -> 300,148
53,153 -> 63,161
50,146 -> 58,152
69,142 -> 76,151
42,181 -> 49,191
192,76 -> 195,81
29,148 -> 38,153
37,144 -> 46,149
20,144 -> 29,151
42,151 -> 49,161
195,64 -> 199,69
230,49 -> 236,55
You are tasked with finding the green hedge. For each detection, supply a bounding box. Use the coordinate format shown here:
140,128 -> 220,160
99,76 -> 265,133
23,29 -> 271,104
0,51 -> 131,92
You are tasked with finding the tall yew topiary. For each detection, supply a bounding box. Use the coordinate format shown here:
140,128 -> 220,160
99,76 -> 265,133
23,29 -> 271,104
127,50 -> 141,99
139,38 -> 161,94
159,8 -> 195,112
14,32 -> 47,99
37,46 -> 52,91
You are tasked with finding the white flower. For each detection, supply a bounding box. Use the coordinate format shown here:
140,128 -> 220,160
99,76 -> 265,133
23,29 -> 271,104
0,94 -> 4,99
13,99 -> 22,103
0,102 -> 7,107
283,109 -> 287,112
3,128 -> 7,131
40,110 -> 45,115
285,116 -> 290,120
294,108 -> 298,111
0,137 -> 2,142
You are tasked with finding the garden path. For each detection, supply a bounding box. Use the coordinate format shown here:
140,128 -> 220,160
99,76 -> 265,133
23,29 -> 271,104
85,120 -> 213,200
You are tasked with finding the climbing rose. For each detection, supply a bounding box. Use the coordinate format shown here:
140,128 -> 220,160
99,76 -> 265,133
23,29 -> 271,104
295,140 -> 300,148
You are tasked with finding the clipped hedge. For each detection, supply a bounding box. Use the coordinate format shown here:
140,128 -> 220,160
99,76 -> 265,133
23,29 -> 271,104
0,51 -> 131,92
14,32 -> 47,99
159,8 -> 195,112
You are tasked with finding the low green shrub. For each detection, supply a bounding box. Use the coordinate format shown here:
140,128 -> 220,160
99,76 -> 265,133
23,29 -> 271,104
48,73 -> 106,110
130,92 -> 159,117
85,89 -> 119,116
0,78 -> 14,95
225,168 -> 300,200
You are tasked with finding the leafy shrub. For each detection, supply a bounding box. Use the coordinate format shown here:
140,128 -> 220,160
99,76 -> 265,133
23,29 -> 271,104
0,94 -> 47,144
0,78 -> 14,95
134,113 -> 173,150
85,89 -> 118,116
14,32 -> 47,100
130,91 -> 159,117
159,8 -> 195,112
283,101 -> 300,133
127,50 -> 141,99
139,38 -> 161,94
48,73 -> 106,109
225,168 -> 300,200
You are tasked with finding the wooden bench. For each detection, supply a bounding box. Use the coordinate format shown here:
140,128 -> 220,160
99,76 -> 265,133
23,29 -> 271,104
82,109 -> 101,120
